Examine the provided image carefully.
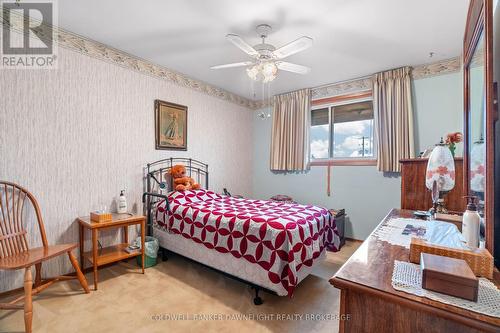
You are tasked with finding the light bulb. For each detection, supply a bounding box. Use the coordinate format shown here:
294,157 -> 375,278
262,62 -> 277,76
262,62 -> 277,83
246,65 -> 259,81
263,73 -> 276,83
247,62 -> 278,82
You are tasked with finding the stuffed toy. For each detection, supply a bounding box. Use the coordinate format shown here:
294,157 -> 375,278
169,164 -> 201,191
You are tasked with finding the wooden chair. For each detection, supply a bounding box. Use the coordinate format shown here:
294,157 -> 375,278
0,181 -> 90,333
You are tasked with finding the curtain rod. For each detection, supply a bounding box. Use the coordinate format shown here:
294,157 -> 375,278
311,75 -> 372,90
273,74 -> 373,99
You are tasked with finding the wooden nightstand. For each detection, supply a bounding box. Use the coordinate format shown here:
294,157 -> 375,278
77,213 -> 146,290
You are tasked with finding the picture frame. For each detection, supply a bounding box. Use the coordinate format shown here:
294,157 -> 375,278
155,99 -> 187,150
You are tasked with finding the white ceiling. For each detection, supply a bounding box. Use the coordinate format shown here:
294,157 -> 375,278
58,0 -> 469,100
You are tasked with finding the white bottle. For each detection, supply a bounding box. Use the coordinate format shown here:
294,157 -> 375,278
117,190 -> 128,214
462,196 -> 480,249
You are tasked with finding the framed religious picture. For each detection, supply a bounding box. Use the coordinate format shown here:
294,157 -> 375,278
155,100 -> 187,150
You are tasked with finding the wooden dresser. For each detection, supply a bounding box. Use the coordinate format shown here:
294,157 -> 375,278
400,158 -> 465,212
330,209 -> 500,333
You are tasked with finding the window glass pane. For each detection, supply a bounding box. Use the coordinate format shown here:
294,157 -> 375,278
332,101 -> 374,158
311,107 -> 330,159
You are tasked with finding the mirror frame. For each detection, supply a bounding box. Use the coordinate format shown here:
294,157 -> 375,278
463,0 -> 494,254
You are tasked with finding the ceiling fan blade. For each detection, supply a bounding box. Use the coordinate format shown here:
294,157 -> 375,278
273,36 -> 313,59
276,61 -> 311,74
226,34 -> 259,57
210,61 -> 254,70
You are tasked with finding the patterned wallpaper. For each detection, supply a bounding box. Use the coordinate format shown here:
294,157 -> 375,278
0,14 -> 462,290
0,41 -> 254,291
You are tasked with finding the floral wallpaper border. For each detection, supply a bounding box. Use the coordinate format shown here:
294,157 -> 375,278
412,57 -> 462,80
311,57 -> 461,100
2,9 -> 461,109
1,8 -> 259,109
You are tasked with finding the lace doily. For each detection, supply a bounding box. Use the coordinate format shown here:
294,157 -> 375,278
392,260 -> 500,318
372,218 -> 427,248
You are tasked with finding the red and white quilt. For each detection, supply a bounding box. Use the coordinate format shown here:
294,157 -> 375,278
155,190 -> 341,296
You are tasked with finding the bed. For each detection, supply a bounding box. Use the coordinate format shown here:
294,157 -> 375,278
143,158 -> 341,304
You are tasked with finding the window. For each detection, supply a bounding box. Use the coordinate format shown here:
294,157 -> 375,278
310,99 -> 375,161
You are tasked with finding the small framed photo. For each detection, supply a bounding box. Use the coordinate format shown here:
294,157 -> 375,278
155,100 -> 187,150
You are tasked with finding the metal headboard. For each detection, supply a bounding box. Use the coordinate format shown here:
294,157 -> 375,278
143,158 -> 209,235
146,157 -> 209,193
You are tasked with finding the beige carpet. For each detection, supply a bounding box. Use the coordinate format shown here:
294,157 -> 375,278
0,241 -> 359,333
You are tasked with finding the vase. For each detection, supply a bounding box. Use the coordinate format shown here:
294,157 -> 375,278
448,144 -> 456,157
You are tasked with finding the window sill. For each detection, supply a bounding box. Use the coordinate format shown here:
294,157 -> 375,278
310,159 -> 377,166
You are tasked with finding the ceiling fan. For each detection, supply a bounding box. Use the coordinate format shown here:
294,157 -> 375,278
210,24 -> 313,83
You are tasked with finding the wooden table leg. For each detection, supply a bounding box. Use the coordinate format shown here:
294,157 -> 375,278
92,228 -> 98,290
141,220 -> 145,274
339,288 -> 347,333
122,225 -> 129,262
123,226 -> 128,244
79,224 -> 84,270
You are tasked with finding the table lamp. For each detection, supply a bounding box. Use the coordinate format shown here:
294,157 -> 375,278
470,136 -> 485,215
425,138 -> 455,214
470,137 -> 485,196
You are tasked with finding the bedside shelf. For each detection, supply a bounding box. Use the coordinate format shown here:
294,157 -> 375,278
82,243 -> 140,266
78,214 -> 146,290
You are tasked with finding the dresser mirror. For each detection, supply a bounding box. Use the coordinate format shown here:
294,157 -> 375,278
468,31 -> 485,214
463,0 -> 494,255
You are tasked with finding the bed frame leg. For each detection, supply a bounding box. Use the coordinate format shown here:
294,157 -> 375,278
161,248 -> 168,262
252,286 -> 263,305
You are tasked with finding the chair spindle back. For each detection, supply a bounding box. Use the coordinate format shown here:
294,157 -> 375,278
0,181 -> 48,258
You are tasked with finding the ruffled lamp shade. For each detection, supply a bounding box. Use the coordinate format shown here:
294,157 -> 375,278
426,142 -> 455,192
470,139 -> 485,193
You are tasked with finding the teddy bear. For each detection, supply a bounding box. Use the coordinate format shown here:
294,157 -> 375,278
169,164 -> 201,191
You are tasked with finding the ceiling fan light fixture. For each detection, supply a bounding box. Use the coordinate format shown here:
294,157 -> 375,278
246,62 -> 278,82
262,71 -> 277,83
214,25 -> 312,82
262,62 -> 277,76
246,65 -> 260,81
262,74 -> 276,83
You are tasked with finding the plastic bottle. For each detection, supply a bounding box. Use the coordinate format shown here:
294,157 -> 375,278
462,196 -> 480,249
117,190 -> 128,214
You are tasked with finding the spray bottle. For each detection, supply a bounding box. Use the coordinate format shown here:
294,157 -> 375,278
117,190 -> 128,214
462,196 -> 480,249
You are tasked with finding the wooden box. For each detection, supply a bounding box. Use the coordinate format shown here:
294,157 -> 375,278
410,238 -> 494,279
421,253 -> 479,301
90,212 -> 112,223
